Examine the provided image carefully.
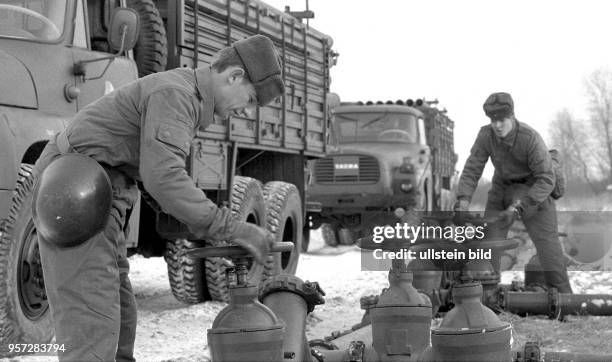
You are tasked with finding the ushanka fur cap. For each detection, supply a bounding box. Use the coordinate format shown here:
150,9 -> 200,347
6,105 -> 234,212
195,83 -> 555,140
233,34 -> 285,106
483,92 -> 514,120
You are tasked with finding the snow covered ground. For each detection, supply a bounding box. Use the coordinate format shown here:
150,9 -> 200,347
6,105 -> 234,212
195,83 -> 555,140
8,229 -> 612,361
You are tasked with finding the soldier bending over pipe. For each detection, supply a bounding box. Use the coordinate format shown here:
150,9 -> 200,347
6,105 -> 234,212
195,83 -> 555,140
454,92 -> 572,294
32,34 -> 284,361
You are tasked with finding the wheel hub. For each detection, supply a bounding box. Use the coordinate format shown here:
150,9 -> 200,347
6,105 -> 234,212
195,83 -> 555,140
18,221 -> 49,320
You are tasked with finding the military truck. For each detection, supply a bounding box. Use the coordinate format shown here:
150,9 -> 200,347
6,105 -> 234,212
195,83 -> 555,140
0,0 -> 336,351
306,99 -> 457,247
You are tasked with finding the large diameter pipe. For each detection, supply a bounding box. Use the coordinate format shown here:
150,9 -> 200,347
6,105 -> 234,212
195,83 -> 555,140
555,293 -> 612,316
543,352 -> 612,362
261,276 -> 325,362
263,291 -> 309,362
502,291 -> 550,315
503,291 -> 612,318
513,344 -> 612,362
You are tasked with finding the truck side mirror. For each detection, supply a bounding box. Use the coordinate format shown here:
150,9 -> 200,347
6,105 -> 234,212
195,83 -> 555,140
74,7 -> 140,81
107,7 -> 140,53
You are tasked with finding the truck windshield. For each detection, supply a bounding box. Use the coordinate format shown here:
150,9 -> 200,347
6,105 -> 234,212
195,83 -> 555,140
0,0 -> 66,41
335,112 -> 419,143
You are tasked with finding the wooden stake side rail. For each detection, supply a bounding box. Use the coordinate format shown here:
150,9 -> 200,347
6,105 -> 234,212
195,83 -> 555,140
169,0 -> 333,157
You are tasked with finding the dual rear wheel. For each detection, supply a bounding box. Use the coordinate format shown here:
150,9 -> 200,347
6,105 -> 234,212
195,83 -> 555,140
166,177 -> 303,303
320,224 -> 354,247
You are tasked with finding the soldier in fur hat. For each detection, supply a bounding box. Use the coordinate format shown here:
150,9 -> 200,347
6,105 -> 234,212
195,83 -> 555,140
33,34 -> 284,361
454,92 -> 572,294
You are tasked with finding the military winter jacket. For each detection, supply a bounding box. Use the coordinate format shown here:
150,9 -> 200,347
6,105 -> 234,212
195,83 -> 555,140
456,120 -> 555,207
60,67 -> 236,239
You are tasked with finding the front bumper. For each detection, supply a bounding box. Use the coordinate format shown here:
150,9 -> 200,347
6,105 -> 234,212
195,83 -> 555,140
308,189 -> 418,231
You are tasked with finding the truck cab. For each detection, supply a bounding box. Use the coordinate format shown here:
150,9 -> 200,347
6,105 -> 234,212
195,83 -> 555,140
0,0 -> 138,211
0,0 -> 139,353
307,100 -> 456,246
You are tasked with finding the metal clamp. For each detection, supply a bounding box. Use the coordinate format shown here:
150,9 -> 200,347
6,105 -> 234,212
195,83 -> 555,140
259,275 -> 326,313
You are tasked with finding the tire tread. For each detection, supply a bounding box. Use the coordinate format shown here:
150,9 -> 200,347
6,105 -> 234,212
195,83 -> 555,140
0,164 -> 53,356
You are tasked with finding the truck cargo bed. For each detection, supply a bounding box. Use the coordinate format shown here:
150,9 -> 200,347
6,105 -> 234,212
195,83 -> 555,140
163,0 -> 336,157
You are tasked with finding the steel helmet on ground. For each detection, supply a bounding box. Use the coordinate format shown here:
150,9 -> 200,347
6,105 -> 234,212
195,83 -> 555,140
33,153 -> 113,248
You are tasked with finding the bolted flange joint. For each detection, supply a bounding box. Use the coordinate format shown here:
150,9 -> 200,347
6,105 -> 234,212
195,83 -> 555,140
259,275 -> 326,313
548,287 -> 561,320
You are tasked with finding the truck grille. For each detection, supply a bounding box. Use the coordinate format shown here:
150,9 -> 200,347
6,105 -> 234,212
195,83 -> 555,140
314,155 -> 380,184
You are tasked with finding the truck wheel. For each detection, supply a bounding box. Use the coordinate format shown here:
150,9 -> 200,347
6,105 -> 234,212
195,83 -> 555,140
127,0 -> 167,76
321,223 -> 338,247
0,165 -> 53,356
205,176 -> 267,302
338,228 -> 354,246
164,239 -> 211,304
263,182 -> 302,276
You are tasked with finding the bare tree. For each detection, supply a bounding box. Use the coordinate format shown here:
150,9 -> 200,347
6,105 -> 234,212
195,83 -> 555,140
548,109 -> 600,192
585,68 -> 612,183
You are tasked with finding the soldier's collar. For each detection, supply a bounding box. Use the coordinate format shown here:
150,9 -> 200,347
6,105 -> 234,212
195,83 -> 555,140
496,119 -> 519,147
194,66 -> 215,122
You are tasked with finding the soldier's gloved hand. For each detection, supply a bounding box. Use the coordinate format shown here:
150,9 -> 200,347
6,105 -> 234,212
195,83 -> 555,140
453,199 -> 470,225
230,222 -> 274,265
498,201 -> 521,227
497,209 -> 516,228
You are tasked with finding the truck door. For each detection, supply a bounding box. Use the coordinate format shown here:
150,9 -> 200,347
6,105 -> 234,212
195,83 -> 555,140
0,0 -> 77,116
68,0 -> 141,247
70,0 -> 137,110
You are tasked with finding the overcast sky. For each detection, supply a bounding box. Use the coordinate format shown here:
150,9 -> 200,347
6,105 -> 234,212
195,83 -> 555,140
266,0 -> 612,178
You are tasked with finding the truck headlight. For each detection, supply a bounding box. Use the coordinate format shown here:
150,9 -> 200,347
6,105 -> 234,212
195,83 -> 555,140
400,182 -> 413,192
399,157 -> 414,173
